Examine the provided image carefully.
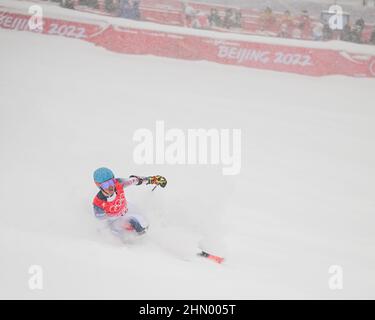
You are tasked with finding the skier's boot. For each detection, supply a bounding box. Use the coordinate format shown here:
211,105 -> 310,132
129,218 -> 148,236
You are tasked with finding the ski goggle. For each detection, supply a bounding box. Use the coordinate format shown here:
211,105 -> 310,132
98,179 -> 115,190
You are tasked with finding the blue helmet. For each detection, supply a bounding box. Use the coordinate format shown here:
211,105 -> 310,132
93,167 -> 114,184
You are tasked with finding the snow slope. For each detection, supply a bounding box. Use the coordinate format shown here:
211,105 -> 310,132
0,23 -> 375,299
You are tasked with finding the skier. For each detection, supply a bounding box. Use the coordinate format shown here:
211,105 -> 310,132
92,167 -> 167,240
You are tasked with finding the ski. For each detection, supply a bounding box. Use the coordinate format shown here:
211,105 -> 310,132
197,250 -> 224,264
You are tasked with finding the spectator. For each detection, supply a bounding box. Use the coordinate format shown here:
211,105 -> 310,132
351,18 -> 365,43
278,10 -> 293,38
370,28 -> 375,44
120,0 -> 131,18
234,10 -> 242,28
208,8 -> 222,28
60,0 -> 75,9
291,26 -> 302,39
312,22 -> 324,41
341,23 -> 354,42
120,0 -> 140,20
132,1 -> 140,20
280,10 -> 292,23
355,18 -> 365,32
278,23 -> 288,38
322,23 -> 333,40
191,10 -> 209,29
223,8 -> 237,29
105,0 -> 120,15
258,7 -> 276,32
87,0 -> 98,9
182,2 -> 197,27
297,9 -> 311,38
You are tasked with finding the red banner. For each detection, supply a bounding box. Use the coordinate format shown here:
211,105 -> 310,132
1,10 -> 374,78
0,10 -> 106,39
89,25 -> 375,77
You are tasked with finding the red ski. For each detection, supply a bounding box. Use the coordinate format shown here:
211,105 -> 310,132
198,250 -> 224,264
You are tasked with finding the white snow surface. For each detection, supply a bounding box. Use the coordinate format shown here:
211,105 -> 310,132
0,13 -> 375,299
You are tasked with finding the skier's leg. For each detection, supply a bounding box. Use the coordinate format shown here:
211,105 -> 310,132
107,214 -> 148,238
107,216 -> 131,238
124,213 -> 149,235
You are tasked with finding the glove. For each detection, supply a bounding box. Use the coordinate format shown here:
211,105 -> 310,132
129,175 -> 144,185
147,175 -> 167,188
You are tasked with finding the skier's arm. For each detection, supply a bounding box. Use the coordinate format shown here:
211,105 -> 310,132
117,175 -> 167,188
116,176 -> 148,188
93,204 -> 106,219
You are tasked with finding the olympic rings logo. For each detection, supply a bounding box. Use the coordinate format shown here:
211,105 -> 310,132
109,193 -> 126,213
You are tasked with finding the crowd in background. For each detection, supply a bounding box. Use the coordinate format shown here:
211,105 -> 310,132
181,4 -> 375,45
256,6 -> 375,44
58,0 -> 375,45
60,0 -> 140,19
104,0 -> 140,19
182,3 -> 242,29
